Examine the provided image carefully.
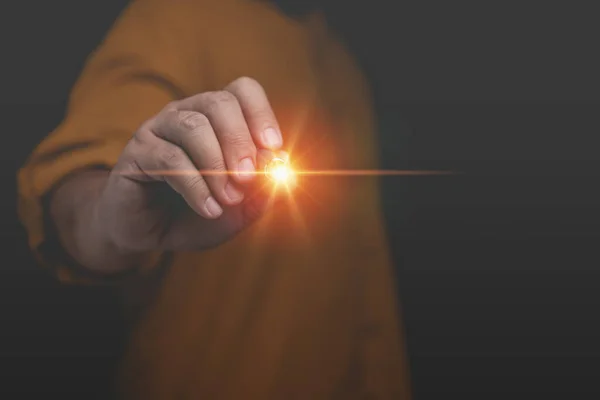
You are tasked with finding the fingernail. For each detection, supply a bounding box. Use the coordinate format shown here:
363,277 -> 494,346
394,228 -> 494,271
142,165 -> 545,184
224,182 -> 244,202
262,128 -> 282,149
204,196 -> 223,218
237,157 -> 255,180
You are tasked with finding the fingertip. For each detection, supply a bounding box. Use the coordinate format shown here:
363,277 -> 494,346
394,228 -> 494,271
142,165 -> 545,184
203,196 -> 224,219
260,128 -> 283,149
235,157 -> 257,183
222,181 -> 245,205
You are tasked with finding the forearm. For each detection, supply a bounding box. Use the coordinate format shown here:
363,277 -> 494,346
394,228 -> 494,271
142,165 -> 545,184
49,170 -> 143,275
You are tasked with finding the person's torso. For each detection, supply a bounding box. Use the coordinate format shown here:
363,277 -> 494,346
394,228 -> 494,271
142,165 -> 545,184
117,3 -> 387,399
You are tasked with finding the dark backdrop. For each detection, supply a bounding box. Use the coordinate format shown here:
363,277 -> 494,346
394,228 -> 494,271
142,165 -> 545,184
1,1 -> 599,399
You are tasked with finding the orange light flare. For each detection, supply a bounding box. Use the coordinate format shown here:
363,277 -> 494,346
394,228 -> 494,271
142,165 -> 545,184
116,167 -> 457,180
263,156 -> 297,190
115,160 -> 457,238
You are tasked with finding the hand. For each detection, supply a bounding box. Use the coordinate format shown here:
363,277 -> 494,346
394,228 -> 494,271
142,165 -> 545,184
94,77 -> 285,254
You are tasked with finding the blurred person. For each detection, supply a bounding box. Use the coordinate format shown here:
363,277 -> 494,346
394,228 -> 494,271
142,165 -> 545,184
18,0 -> 410,398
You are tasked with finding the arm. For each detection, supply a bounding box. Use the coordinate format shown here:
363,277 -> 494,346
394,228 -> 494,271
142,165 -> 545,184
18,0 -> 212,282
48,170 -> 143,275
20,0 -> 290,282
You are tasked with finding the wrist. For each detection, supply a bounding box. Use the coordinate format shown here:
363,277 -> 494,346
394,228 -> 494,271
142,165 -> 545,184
51,170 -> 143,275
80,183 -> 145,274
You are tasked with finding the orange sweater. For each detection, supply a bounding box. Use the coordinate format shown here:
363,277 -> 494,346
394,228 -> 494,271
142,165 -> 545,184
18,0 -> 411,398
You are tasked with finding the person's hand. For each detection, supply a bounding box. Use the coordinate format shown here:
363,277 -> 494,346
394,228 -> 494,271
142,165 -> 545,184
94,77 -> 286,254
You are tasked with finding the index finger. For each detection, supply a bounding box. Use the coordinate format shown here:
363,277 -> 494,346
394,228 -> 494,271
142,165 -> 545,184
225,77 -> 283,150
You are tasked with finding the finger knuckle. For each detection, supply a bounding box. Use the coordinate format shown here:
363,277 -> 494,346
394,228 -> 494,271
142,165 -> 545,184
207,155 -> 227,171
229,76 -> 261,91
224,131 -> 253,148
125,131 -> 157,166
250,109 -> 275,125
123,137 -> 146,162
138,115 -> 158,132
204,90 -> 237,111
184,174 -> 208,192
176,111 -> 210,133
158,106 -> 180,128
131,128 -> 150,146
156,146 -> 186,170
163,101 -> 179,113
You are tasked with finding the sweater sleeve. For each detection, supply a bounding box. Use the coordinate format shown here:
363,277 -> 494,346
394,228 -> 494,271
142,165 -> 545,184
17,0 -> 220,284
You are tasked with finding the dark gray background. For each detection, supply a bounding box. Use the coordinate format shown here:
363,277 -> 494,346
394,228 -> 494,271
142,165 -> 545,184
1,1 -> 599,399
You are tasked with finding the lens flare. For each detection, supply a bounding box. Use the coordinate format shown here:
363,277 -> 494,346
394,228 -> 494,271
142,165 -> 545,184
271,165 -> 290,182
265,157 -> 295,186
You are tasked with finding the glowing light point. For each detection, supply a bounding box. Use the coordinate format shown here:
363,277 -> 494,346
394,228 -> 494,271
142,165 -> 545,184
271,165 -> 290,181
265,157 -> 295,186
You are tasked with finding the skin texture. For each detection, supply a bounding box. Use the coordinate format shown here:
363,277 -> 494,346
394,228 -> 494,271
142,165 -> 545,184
50,77 -> 286,275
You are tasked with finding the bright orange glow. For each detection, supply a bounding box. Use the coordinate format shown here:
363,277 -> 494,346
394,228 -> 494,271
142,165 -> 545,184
271,165 -> 291,182
117,168 -> 456,177
264,157 -> 296,188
